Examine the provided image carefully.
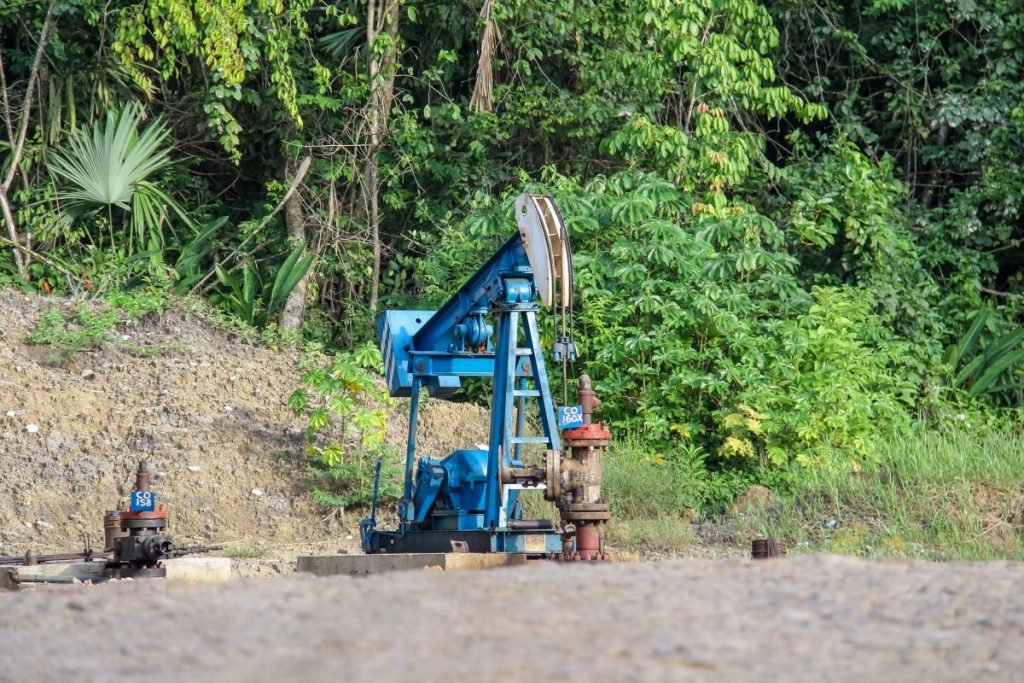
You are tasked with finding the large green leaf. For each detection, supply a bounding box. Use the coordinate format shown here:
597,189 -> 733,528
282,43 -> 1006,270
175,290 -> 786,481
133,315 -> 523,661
268,247 -> 314,313
969,347 -> 1024,398
945,308 -> 989,368
46,103 -> 190,252
48,104 -> 171,208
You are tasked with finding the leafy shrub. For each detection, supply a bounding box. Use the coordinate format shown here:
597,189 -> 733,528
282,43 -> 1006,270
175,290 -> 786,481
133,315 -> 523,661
213,247 -> 313,327
416,170 -> 922,476
730,286 -> 916,469
945,308 -> 1024,404
288,345 -> 400,510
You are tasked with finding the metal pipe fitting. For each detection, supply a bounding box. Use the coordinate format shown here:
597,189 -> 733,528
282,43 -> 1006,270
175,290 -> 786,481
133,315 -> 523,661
507,519 -> 554,530
134,460 -> 153,493
577,374 -> 601,425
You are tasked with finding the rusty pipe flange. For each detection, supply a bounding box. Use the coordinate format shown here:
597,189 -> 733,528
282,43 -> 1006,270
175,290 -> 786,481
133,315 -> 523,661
563,422 -> 611,445
120,518 -> 168,531
559,501 -> 611,522
559,511 -> 612,522
119,510 -> 168,531
752,538 -> 787,559
119,509 -> 168,520
544,450 -> 561,500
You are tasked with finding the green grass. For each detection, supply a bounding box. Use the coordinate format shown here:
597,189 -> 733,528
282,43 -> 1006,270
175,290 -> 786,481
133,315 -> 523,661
744,430 -> 1024,561
221,546 -> 271,559
604,518 -> 696,555
562,430 -> 1024,560
601,437 -> 707,519
26,289 -> 172,363
519,437 -> 701,556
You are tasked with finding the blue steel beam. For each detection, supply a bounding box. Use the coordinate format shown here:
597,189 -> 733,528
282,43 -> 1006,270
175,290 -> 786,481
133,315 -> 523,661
411,234 -> 527,353
406,352 -> 534,379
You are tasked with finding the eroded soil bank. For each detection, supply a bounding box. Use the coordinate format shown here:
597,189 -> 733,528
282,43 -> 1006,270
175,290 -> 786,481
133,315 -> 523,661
0,290 -> 488,556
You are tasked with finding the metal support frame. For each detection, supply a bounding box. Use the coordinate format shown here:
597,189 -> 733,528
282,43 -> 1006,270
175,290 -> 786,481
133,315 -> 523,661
392,297 -> 560,537
365,227 -> 568,554
482,306 -> 560,529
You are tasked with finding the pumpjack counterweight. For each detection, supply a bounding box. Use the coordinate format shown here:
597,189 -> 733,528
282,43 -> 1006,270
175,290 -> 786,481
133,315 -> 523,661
362,194 -> 612,558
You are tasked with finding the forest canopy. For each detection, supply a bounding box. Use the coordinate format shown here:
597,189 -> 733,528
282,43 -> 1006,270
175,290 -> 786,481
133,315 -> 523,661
2,0 -> 1023,500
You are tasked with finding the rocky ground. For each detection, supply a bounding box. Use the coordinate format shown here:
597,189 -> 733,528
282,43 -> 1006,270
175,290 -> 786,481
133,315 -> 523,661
0,290 -> 489,561
2,554 -> 1022,682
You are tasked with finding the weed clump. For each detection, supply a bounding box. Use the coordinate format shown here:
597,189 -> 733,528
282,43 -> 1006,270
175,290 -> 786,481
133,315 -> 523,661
743,431 -> 1024,561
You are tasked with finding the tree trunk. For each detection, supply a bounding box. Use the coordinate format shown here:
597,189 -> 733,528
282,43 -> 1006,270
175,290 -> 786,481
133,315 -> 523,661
361,0 -> 401,314
0,0 -> 56,280
0,192 -> 25,277
280,156 -> 313,331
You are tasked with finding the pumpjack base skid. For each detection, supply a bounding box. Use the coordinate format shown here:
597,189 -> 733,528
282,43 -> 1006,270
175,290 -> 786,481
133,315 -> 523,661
365,529 -> 563,556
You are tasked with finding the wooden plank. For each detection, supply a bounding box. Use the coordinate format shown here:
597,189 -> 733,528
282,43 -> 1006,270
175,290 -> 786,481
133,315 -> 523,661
5,561 -> 108,587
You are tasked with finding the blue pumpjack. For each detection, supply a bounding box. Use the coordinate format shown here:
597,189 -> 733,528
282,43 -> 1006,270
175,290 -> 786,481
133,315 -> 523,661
361,194 -> 611,558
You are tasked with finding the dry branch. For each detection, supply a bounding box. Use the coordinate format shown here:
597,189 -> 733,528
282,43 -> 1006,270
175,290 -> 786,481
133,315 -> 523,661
470,0 -> 499,114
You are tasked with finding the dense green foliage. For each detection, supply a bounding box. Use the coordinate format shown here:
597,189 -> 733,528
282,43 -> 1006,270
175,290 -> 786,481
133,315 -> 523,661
3,0 -> 1023,512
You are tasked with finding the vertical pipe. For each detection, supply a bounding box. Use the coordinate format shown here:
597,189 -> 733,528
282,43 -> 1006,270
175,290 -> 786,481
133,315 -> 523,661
403,376 -> 421,505
135,460 -> 152,492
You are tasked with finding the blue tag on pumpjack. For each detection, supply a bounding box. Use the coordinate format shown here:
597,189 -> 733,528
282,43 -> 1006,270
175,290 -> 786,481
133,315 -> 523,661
130,490 -> 155,512
558,405 -> 584,430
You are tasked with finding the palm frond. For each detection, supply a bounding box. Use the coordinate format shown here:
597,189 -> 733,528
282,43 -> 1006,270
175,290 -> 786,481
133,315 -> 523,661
318,28 -> 363,59
46,103 -> 189,253
47,103 -> 172,207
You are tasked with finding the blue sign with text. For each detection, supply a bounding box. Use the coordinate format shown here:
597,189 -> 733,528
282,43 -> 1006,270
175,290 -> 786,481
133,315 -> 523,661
130,490 -> 155,512
557,405 -> 584,430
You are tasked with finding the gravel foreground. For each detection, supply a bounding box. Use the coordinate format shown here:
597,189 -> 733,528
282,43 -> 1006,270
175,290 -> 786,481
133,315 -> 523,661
1,554 -> 1021,683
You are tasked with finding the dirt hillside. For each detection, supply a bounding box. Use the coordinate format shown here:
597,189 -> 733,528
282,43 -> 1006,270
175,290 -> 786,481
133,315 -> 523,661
0,290 -> 488,555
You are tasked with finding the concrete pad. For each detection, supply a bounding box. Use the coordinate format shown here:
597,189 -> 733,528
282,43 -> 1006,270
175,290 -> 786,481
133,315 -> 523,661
1,561 -> 108,589
164,557 -> 232,582
1,557 -> 232,590
297,552 -> 528,577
